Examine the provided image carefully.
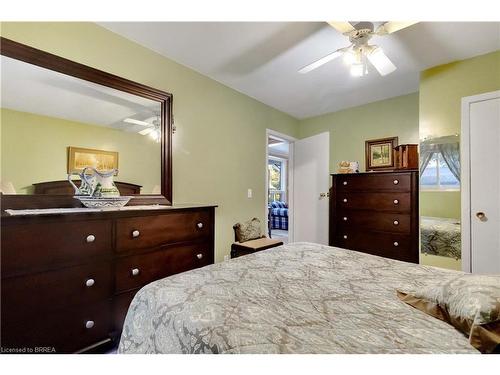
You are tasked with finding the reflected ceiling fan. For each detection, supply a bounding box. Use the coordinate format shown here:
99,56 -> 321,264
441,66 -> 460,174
123,113 -> 161,142
299,21 -> 418,77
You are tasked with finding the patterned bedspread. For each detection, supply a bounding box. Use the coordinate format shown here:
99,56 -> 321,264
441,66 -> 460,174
421,216 -> 461,259
118,242 -> 477,354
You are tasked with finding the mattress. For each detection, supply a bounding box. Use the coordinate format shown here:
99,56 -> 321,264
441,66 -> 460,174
421,216 -> 461,259
118,242 -> 476,354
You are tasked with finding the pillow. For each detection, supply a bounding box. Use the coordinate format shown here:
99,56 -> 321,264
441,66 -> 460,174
270,201 -> 286,209
234,218 -> 262,243
397,274 -> 500,353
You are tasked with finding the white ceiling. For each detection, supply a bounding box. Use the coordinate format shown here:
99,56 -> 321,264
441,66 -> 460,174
1,55 -> 160,132
100,22 -> 500,119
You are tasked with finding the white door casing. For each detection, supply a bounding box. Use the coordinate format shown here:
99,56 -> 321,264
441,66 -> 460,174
293,132 -> 330,244
461,90 -> 500,274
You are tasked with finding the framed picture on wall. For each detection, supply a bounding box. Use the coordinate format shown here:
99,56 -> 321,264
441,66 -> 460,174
365,137 -> 398,171
67,146 -> 119,174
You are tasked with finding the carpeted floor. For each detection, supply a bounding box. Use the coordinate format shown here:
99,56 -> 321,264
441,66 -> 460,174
271,229 -> 288,244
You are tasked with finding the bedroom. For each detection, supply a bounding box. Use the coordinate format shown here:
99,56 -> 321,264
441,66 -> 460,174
1,0 -> 499,373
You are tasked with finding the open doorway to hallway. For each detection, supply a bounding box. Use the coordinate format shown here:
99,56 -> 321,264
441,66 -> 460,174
267,133 -> 291,244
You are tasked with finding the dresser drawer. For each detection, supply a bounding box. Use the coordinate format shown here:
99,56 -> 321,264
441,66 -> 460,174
2,262 -> 112,313
336,192 -> 411,213
1,220 -> 112,277
113,290 -> 138,333
335,173 -> 412,192
337,211 -> 411,233
115,210 -> 211,252
115,244 -> 211,293
334,231 -> 415,262
1,301 -> 111,353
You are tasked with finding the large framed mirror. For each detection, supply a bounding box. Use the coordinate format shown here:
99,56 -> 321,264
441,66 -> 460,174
0,37 -> 172,209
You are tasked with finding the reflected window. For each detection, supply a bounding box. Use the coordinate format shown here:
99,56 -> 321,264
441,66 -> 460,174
421,152 -> 460,190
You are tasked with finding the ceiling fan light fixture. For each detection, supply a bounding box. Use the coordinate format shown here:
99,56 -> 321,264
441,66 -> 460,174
343,49 -> 356,65
350,63 -> 365,77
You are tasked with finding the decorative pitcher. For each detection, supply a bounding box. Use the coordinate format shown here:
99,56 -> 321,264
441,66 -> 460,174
68,169 -> 96,196
85,167 -> 120,198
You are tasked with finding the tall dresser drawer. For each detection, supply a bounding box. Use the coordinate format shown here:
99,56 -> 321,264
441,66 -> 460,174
115,244 -> 211,292
337,211 -> 411,233
335,231 -> 414,262
116,211 -> 211,252
1,220 -> 112,277
336,173 -> 411,192
2,262 -> 112,311
337,192 -> 411,212
1,301 -> 111,354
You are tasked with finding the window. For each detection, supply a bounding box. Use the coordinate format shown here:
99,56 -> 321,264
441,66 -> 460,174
421,152 -> 460,190
268,158 -> 287,202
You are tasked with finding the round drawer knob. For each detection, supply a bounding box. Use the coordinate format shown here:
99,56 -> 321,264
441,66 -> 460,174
85,278 -> 95,287
86,235 -> 95,243
343,198 -> 348,203
197,222 -> 204,229
196,253 -> 203,259
131,268 -> 140,276
393,242 -> 399,247
393,220 -> 399,226
393,179 -> 399,185
343,217 -> 348,221
343,235 -> 348,239
85,320 -> 95,329
343,181 -> 348,186
393,199 -> 399,205
132,230 -> 140,238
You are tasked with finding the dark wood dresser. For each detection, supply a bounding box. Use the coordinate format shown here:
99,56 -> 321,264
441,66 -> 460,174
1,205 -> 216,353
329,171 -> 419,263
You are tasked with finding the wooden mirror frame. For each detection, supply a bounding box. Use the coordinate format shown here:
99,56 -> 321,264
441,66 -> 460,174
0,37 -> 173,210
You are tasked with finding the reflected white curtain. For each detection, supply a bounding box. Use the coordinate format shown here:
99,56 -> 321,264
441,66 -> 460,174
420,135 -> 460,180
438,143 -> 460,181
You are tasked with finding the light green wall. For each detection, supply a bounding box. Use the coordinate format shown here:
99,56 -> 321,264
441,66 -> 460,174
419,50 -> 500,220
1,108 -> 161,194
419,50 -> 500,139
298,93 -> 420,173
420,191 -> 461,219
0,22 -> 300,262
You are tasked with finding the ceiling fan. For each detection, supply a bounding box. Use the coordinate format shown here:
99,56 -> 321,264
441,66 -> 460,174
123,113 -> 161,142
299,21 -> 418,77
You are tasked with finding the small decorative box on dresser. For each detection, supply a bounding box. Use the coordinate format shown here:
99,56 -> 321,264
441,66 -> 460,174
329,171 -> 419,263
1,205 -> 216,353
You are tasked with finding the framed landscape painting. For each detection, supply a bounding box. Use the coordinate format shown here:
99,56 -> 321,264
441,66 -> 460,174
67,146 -> 119,174
365,137 -> 398,171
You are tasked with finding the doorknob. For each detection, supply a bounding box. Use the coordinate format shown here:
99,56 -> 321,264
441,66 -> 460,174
476,212 -> 486,221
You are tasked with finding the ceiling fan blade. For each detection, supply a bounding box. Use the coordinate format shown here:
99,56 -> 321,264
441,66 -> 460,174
327,21 -> 355,34
375,21 -> 418,35
139,128 -> 154,135
124,118 -> 153,127
298,49 -> 344,74
367,47 -> 397,76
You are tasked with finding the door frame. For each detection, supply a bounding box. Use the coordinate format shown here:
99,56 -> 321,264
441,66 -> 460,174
266,129 -> 297,242
460,90 -> 500,273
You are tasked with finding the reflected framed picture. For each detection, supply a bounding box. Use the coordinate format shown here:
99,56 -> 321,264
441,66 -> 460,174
365,137 -> 398,171
67,146 -> 119,174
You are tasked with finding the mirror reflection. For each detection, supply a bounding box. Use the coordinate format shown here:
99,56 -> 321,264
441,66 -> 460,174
0,55 -> 162,195
419,135 -> 461,268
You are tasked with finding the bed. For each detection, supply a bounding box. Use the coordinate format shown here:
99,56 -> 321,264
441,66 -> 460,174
118,242 -> 477,354
421,216 -> 461,259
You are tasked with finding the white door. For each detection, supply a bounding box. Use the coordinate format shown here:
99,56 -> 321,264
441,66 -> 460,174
463,92 -> 500,274
293,132 -> 330,244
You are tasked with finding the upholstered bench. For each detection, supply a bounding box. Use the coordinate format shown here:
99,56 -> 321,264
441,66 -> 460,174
230,218 -> 284,259
231,236 -> 284,259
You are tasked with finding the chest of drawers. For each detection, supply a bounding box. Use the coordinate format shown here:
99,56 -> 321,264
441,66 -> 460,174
0,205 -> 216,353
329,171 -> 418,263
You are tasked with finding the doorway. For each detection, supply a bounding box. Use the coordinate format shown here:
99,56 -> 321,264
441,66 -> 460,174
266,131 -> 294,244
